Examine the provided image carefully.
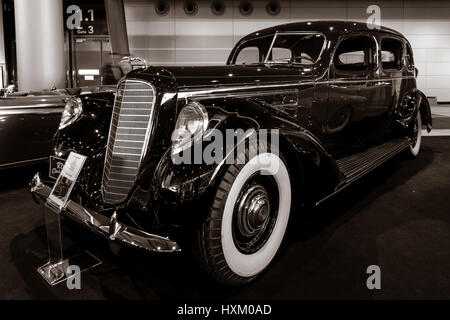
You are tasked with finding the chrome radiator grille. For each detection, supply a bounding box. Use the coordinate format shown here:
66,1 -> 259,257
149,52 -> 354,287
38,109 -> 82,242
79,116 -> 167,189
102,80 -> 156,204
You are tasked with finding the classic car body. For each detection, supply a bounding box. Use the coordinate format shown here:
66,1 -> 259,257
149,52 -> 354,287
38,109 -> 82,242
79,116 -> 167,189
31,21 -> 431,285
0,86 -> 114,170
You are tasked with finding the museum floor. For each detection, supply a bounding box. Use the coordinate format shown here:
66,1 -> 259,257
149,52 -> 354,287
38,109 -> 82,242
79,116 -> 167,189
1,107 -> 450,300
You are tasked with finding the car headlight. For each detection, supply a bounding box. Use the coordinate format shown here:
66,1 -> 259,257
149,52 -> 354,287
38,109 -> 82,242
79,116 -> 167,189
59,97 -> 83,130
171,102 -> 209,155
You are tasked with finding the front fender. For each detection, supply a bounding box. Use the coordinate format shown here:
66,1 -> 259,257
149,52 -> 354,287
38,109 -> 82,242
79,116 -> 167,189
147,99 -> 341,228
148,106 -> 261,227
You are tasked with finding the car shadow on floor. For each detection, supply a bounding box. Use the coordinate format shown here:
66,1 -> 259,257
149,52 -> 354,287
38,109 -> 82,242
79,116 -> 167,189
8,146 -> 435,300
0,163 -> 48,192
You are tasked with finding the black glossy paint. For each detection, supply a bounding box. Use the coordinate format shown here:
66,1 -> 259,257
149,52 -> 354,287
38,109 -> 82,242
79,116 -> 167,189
0,86 -> 116,169
46,21 -> 432,241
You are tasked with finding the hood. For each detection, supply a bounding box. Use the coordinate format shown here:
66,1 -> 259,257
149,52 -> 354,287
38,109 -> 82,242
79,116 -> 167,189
134,64 -> 315,90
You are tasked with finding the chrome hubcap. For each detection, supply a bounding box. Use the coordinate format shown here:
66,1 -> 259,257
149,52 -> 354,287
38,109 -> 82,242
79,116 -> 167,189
232,176 -> 279,254
236,185 -> 271,237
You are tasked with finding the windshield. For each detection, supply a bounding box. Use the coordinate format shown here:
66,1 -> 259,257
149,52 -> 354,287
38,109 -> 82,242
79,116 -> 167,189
232,33 -> 326,66
265,33 -> 326,65
232,35 -> 274,65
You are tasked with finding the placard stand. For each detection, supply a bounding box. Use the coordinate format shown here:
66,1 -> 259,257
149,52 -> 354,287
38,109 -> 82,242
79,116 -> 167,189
37,200 -> 102,286
37,152 -> 101,286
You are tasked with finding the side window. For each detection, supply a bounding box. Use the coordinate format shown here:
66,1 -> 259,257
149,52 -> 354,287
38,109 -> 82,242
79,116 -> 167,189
381,38 -> 403,70
266,34 -> 325,65
339,51 -> 365,64
334,36 -> 376,72
235,47 -> 260,65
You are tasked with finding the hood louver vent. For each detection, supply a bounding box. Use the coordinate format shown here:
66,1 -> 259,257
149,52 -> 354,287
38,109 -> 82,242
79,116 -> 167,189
102,80 -> 156,204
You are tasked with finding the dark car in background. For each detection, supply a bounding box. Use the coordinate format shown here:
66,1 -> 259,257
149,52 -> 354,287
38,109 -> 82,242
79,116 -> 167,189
0,87 -> 114,171
31,21 -> 431,285
0,91 -> 65,169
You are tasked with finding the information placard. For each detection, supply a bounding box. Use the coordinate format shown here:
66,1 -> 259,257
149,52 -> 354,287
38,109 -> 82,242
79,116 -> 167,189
49,152 -> 87,211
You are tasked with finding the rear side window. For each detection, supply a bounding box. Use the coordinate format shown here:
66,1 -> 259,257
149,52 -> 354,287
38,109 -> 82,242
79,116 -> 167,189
381,38 -> 403,70
334,36 -> 376,71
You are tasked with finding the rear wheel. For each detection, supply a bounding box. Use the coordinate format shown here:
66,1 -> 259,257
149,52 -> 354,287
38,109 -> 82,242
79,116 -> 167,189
408,111 -> 422,158
195,151 -> 292,285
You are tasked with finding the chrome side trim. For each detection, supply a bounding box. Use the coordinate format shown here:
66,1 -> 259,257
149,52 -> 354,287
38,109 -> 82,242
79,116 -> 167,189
0,157 -> 48,168
184,88 -> 301,101
0,107 -> 64,116
30,173 -> 181,253
178,82 -> 310,100
177,76 -> 416,100
0,103 -> 64,110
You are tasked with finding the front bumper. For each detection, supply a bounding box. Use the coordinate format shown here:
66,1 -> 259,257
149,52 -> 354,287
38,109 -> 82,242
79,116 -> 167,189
30,173 -> 181,253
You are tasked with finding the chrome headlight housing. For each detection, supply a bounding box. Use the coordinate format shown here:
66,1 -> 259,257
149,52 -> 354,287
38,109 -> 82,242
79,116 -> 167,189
59,97 -> 83,130
171,102 -> 209,155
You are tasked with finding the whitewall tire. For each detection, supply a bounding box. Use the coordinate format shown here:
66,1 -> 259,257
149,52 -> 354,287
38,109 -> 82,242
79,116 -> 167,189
409,111 -> 422,157
195,151 -> 292,285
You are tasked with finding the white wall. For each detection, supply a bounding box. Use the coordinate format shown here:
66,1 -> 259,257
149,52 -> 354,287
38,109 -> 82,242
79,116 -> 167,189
0,0 -> 5,88
124,0 -> 450,102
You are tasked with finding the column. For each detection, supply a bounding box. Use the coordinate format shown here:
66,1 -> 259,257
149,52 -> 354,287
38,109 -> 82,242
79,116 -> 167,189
14,0 -> 65,92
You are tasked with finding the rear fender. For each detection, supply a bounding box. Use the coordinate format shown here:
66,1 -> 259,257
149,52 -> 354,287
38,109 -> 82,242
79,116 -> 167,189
397,89 -> 432,132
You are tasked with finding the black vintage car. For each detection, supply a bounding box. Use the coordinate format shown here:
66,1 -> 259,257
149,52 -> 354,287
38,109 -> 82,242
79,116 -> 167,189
0,87 -> 114,170
31,21 -> 432,285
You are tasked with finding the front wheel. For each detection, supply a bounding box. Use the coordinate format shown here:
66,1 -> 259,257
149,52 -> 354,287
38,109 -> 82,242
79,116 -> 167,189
195,152 -> 292,285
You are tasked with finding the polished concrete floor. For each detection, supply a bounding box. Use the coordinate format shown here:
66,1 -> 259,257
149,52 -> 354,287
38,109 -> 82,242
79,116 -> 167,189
1,111 -> 450,300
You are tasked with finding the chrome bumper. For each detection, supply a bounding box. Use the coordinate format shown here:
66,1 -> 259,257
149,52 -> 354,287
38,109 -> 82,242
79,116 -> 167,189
30,173 -> 181,253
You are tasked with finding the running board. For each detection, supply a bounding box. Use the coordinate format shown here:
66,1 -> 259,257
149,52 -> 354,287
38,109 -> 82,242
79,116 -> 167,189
316,138 -> 411,206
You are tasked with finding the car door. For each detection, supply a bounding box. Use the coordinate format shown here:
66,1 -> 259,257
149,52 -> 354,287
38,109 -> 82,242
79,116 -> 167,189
325,34 -> 384,158
377,36 -> 409,135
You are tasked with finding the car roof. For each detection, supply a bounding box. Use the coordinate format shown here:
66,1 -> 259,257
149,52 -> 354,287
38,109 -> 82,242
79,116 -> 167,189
238,20 -> 405,42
